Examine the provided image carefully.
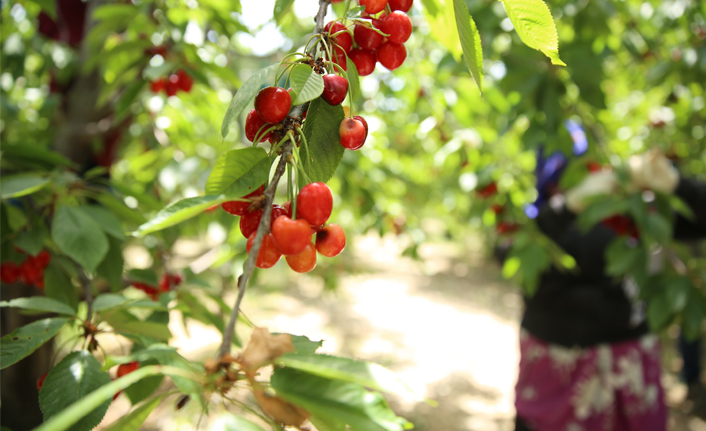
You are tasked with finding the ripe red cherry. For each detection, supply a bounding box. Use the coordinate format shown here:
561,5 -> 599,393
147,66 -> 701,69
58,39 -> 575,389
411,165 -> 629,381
296,182 -> 333,227
587,161 -> 601,172
239,204 -> 285,238
37,372 -> 48,391
0,262 -> 20,284
285,243 -> 317,273
245,109 -> 273,143
349,48 -> 376,76
360,0 -> 388,14
151,78 -> 166,93
490,204 -> 504,215
354,21 -> 384,51
322,74 -> 349,106
272,216 -> 313,256
282,201 -> 292,218
330,46 -> 347,71
222,185 -> 264,216
159,273 -> 179,292
496,222 -> 520,235
19,259 -> 42,285
353,115 -> 368,139
376,42 -> 406,70
35,250 -> 51,268
476,182 -> 497,198
166,75 -> 179,97
388,0 -> 413,12
382,11 -> 412,44
117,361 -> 140,378
339,117 -> 367,150
246,233 -> 282,268
325,21 -> 353,53
176,70 -> 193,92
271,204 -> 288,221
254,87 -> 291,124
316,224 -> 346,257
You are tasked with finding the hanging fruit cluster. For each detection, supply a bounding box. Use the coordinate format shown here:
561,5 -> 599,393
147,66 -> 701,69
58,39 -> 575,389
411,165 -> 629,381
150,70 -> 193,97
130,273 -> 182,300
0,249 -> 51,289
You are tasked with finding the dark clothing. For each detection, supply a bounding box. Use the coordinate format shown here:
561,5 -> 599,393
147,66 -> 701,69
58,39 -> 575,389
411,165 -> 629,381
521,178 -> 706,348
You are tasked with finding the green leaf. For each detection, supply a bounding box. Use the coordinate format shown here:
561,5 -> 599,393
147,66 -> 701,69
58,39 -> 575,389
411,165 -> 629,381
271,368 -> 410,431
123,359 -> 164,405
13,225 -> 49,255
40,351 -> 111,431
644,213 -> 672,243
115,80 -> 147,122
1,174 -> 49,198
0,144 -> 73,168
0,297 -> 75,316
605,239 -> 644,276
501,0 -> 565,65
300,97 -> 346,187
277,354 -> 420,400
669,195 -> 695,220
93,192 -> 147,225
205,148 -> 269,196
32,0 -> 57,18
93,294 -> 131,312
419,0 -> 441,17
80,205 -> 125,239
92,4 -> 139,21
665,276 -> 691,313
290,64 -> 325,105
51,206 -> 109,274
44,263 -> 79,312
96,236 -> 125,292
576,199 -> 630,230
221,63 -> 279,138
289,334 -> 323,354
133,195 -> 229,237
682,293 -> 705,342
127,269 -> 158,286
177,292 -> 225,333
273,0 -> 295,24
0,318 -> 68,370
104,310 -> 171,341
105,394 -> 166,430
647,297 -> 673,331
346,57 -> 361,102
452,0 -> 484,92
210,414 -> 268,431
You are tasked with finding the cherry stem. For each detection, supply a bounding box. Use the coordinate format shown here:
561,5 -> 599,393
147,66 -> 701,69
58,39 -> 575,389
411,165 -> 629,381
295,127 -> 311,173
253,124 -> 279,148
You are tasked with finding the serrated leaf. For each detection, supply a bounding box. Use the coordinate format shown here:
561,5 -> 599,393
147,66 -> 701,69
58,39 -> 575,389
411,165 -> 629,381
13,225 -> 49,255
501,0 -> 565,65
51,206 -> 109,274
0,297 -> 75,316
0,318 -> 68,369
452,0 -> 483,92
133,195 -> 229,237
346,58 -> 361,102
271,368 -> 410,431
1,174 -> 49,198
105,393 -> 166,430
221,64 -> 279,138
300,97 -> 345,187
290,64 -> 325,105
44,263 -> 79,312
273,0 -> 295,24
80,205 -> 125,239
40,351 -> 112,431
205,148 -> 269,196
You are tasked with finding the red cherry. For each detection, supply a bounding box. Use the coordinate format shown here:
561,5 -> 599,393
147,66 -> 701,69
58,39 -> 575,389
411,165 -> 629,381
296,182 -> 333,227
322,74 -> 349,106
0,262 -> 20,284
176,70 -> 193,92
117,361 -> 140,378
282,201 -> 293,218
254,87 -> 291,124
349,48 -> 376,76
353,115 -> 368,139
271,216 -> 313,256
172,274 -> 183,286
587,161 -> 601,172
246,233 -> 282,269
222,185 -> 264,216
339,117 -> 367,150
19,259 -> 42,285
272,204 -> 288,221
245,109 -> 274,143
382,11 -> 412,44
35,277 -> 44,290
476,182 -> 497,198
354,21 -> 384,51
239,204 -> 285,238
37,372 -> 48,392
360,0 -> 388,14
496,222 -> 520,235
285,243 -> 317,273
316,224 -> 346,257
330,46 -> 347,71
158,274 -> 171,292
325,21 -> 353,53
388,0 -> 413,12
36,250 -> 51,268
490,204 -> 504,215
165,78 -> 179,97
376,42 -> 406,70
150,79 -> 166,93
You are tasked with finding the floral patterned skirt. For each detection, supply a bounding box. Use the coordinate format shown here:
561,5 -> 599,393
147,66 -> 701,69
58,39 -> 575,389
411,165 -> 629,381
515,330 -> 667,431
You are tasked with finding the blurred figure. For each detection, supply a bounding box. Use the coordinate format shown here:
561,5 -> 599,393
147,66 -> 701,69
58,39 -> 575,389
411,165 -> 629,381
514,149 -> 706,431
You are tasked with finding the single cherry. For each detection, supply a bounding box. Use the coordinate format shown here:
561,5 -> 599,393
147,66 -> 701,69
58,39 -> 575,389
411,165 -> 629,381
0,262 -> 20,284
285,243 -> 317,273
222,185 -> 264,216
349,48 -> 376,76
476,182 -> 497,198
166,74 -> 179,97
176,69 -> 193,92
246,233 -> 282,269
339,117 -> 367,150
34,250 -> 51,268
322,74 -> 349,106
325,21 -> 353,52
239,204 -> 285,238
282,201 -> 292,218
360,0 -> 388,14
354,21 -> 384,51
388,0 -> 413,12
151,78 -> 166,93
271,216 -> 313,256
254,86 -> 291,124
117,361 -> 140,378
316,224 -> 346,257
382,11 -> 412,44
353,115 -> 368,139
245,109 -> 273,143
376,42 -> 406,70
37,372 -> 48,392
296,182 -> 333,227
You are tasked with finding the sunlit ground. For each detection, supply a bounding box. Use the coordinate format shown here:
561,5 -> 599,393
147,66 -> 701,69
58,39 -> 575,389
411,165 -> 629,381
98,232 -> 705,431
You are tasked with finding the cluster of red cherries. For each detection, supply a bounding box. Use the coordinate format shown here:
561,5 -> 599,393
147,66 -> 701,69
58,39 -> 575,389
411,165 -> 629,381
222,182 -> 346,273
131,273 -> 183,300
476,182 -> 520,234
38,361 -> 139,401
150,69 -> 193,97
327,0 -> 414,74
0,249 -> 51,289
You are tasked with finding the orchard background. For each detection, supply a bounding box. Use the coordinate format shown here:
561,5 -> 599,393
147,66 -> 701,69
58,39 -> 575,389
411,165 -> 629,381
1,0 -> 705,430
